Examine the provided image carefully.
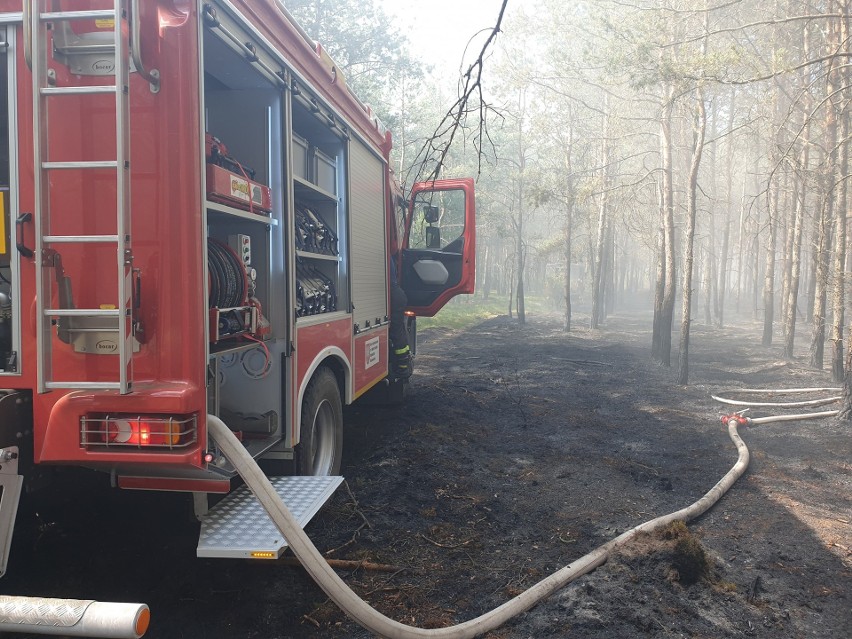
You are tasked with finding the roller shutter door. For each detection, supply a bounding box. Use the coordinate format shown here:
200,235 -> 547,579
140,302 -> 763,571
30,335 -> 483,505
349,140 -> 387,330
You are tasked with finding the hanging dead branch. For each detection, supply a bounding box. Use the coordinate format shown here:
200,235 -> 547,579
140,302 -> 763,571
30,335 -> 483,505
407,0 -> 510,185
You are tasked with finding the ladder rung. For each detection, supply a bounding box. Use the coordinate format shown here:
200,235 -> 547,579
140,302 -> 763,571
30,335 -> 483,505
45,382 -> 122,391
64,327 -> 120,334
42,161 -> 118,170
44,309 -> 121,318
41,86 -> 117,96
54,44 -> 115,56
41,10 -> 117,22
44,235 -> 119,244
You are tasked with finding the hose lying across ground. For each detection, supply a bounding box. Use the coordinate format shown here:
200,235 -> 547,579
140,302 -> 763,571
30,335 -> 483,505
208,387 -> 840,639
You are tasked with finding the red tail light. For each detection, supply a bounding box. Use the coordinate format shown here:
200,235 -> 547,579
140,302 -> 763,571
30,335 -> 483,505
82,414 -> 197,450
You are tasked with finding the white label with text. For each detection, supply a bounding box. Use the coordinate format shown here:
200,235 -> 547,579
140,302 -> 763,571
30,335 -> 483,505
365,337 -> 380,369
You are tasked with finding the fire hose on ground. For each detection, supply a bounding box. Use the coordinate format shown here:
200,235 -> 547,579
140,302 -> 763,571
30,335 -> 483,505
0,388 -> 837,639
207,388 -> 843,639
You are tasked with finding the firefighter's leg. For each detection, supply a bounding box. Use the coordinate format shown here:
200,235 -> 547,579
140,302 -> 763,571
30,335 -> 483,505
389,282 -> 412,378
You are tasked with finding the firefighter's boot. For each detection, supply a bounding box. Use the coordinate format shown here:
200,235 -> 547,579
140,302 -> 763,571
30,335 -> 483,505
393,344 -> 413,379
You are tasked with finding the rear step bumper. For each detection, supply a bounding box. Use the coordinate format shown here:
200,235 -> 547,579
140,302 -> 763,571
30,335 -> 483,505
197,475 -> 342,559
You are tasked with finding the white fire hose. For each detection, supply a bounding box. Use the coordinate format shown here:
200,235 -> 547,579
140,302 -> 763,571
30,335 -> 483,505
208,398 -> 773,639
0,597 -> 149,638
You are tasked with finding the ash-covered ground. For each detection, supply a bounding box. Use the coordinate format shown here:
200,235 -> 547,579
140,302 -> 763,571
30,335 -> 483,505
3,310 -> 850,638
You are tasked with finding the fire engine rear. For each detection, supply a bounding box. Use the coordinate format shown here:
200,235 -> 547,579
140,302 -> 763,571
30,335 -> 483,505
0,0 -> 475,572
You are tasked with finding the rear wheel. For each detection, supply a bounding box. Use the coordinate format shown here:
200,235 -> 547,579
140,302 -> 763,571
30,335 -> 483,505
295,367 -> 343,476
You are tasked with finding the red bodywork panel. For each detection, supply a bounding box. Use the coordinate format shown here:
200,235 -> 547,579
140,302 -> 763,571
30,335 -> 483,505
4,1 -> 207,466
402,178 -> 477,317
293,316 -> 352,443
353,328 -> 389,398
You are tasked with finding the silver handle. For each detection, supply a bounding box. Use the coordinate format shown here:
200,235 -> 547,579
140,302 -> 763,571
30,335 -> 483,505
23,0 -> 32,70
130,0 -> 160,92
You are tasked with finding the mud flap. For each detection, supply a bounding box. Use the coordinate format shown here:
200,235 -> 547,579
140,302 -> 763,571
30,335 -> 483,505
196,475 -> 342,559
0,446 -> 22,578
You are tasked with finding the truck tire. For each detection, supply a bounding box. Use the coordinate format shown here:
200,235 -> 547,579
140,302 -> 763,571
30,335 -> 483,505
295,367 -> 343,476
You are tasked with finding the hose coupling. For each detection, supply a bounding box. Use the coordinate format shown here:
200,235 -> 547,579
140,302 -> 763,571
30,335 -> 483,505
721,413 -> 749,427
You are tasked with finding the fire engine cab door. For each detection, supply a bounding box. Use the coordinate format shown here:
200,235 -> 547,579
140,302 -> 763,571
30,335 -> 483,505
401,179 -> 475,317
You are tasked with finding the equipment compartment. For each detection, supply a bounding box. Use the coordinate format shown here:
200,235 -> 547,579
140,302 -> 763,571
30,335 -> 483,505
200,14 -> 286,450
0,28 -> 17,375
291,86 -> 348,320
202,24 -> 283,348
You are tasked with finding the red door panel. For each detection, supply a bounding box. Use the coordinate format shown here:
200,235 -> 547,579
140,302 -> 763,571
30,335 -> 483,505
401,178 -> 475,317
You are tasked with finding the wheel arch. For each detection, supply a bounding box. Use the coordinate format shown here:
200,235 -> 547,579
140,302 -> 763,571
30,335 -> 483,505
296,349 -> 351,441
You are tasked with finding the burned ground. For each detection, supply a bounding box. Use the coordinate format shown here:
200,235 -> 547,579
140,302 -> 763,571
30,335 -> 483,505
2,310 -> 850,638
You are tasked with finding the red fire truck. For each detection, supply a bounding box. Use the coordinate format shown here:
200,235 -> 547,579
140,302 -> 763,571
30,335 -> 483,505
0,0 -> 475,571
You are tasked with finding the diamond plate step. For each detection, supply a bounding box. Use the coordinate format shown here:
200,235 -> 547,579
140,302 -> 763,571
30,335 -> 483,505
197,476 -> 343,559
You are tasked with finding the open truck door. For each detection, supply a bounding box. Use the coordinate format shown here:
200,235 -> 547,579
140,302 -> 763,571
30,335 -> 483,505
401,179 -> 476,316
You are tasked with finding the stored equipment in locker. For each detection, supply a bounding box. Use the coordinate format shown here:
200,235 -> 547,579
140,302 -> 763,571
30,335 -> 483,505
295,259 -> 337,317
207,238 -> 258,342
205,133 -> 272,214
295,205 -> 338,256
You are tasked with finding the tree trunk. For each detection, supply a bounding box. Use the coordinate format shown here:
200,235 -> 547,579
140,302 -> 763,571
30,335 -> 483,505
811,4 -> 840,369
780,170 -> 795,332
515,91 -> 527,326
605,225 -> 616,317
591,104 -> 611,330
810,195 -> 832,369
677,87 -> 706,385
762,189 -> 778,346
783,146 -> 807,360
736,172 -> 747,314
718,218 -> 731,327
652,224 -> 666,358
482,240 -> 492,300
752,215 -> 761,320
717,87 -> 736,328
830,158 -> 847,381
704,242 -> 712,326
706,100 -> 719,327
830,3 -> 848,381
660,87 -> 677,366
564,217 -> 573,332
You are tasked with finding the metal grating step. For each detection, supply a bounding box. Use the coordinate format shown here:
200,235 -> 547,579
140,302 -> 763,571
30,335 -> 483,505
197,475 -> 343,559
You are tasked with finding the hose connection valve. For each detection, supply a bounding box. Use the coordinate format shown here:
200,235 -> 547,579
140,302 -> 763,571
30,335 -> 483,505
721,413 -> 749,427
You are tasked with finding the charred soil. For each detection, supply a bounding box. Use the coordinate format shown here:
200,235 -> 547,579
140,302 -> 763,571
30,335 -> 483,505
3,310 -> 850,638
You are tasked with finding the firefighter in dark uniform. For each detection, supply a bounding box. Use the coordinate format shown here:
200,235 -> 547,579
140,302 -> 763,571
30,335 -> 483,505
389,257 -> 412,378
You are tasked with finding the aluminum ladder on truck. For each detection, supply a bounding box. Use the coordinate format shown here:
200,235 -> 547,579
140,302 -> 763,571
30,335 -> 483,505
26,0 -> 143,394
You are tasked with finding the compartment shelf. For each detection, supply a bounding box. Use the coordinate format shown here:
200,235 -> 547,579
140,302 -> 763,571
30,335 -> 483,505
294,176 -> 337,203
207,200 -> 279,226
209,338 -> 268,357
295,310 -> 349,326
296,250 -> 339,262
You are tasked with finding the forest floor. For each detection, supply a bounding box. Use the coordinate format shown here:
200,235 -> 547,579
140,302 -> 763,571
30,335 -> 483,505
2,306 -> 850,638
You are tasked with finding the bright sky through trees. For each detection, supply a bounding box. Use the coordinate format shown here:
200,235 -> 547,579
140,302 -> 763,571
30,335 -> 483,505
377,0 -> 506,75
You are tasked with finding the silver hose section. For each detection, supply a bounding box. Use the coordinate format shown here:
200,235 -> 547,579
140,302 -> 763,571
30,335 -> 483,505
0,597 -> 149,638
208,413 -> 750,638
